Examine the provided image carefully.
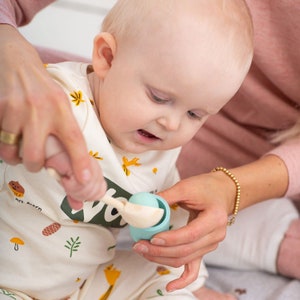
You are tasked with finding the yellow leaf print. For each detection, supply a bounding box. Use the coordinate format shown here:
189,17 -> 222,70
99,264 -> 121,300
70,90 -> 85,106
89,98 -> 95,106
104,264 -> 121,286
170,203 -> 179,210
122,156 -> 141,176
156,266 -> 171,276
152,167 -> 158,174
89,150 -> 103,160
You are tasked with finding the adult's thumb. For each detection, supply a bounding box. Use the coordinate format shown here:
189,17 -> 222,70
157,181 -> 185,206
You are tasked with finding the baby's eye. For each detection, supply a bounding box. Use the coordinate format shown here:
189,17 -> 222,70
187,111 -> 204,121
150,90 -> 170,104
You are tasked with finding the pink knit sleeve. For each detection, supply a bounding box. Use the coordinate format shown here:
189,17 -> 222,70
0,0 -> 54,27
267,138 -> 300,198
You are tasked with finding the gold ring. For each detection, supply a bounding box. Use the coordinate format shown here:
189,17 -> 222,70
0,130 -> 21,145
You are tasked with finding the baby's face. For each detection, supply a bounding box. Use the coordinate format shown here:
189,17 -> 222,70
97,14 -> 249,154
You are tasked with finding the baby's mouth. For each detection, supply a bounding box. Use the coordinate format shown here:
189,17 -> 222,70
137,129 -> 159,140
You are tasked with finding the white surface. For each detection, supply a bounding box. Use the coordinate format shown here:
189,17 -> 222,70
19,0 -> 116,58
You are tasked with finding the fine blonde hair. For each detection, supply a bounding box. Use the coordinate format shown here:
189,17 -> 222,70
102,0 -> 254,74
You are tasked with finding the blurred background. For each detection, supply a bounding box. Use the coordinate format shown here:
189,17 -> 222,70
20,0 -> 117,59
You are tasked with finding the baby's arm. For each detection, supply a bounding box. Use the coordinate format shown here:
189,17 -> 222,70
45,135 -> 106,209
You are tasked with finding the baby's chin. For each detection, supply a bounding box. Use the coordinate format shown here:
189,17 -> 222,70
110,140 -> 148,154
115,141 -> 172,154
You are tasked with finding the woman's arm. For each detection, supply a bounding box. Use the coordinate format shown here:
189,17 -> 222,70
0,1 -> 105,192
133,154 -> 289,291
0,0 -> 54,27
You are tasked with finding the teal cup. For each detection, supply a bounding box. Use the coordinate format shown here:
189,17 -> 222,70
129,192 -> 170,242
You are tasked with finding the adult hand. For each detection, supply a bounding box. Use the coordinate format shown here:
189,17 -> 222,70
133,155 -> 290,291
133,173 -> 234,291
45,136 -> 107,210
0,25 -> 106,196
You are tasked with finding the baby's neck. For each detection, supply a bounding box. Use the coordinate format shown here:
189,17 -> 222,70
87,68 -> 101,118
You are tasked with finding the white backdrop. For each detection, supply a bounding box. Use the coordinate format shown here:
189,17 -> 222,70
20,0 -> 117,59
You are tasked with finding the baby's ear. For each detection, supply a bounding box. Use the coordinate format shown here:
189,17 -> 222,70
92,32 -> 116,78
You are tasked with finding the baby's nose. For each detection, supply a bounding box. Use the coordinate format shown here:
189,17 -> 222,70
157,115 -> 181,131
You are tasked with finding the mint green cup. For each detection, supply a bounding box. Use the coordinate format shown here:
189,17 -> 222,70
129,192 -> 170,242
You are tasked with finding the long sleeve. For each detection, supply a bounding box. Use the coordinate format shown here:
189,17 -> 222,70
0,0 -> 54,27
268,139 -> 300,198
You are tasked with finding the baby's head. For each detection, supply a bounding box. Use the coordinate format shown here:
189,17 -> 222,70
91,0 -> 253,153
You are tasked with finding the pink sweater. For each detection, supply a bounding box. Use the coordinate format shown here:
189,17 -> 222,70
1,0 -> 300,198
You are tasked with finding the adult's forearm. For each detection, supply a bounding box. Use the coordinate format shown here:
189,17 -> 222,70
230,154 -> 289,210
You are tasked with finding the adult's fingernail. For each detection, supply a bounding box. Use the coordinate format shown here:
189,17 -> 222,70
150,238 -> 165,245
133,244 -> 149,254
166,287 -> 175,293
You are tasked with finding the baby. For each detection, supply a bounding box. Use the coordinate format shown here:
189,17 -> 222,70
0,0 -> 253,299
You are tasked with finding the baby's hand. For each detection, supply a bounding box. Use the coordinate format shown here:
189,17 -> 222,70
45,136 -> 106,209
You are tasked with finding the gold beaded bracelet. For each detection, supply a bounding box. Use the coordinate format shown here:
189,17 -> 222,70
211,167 -> 241,226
